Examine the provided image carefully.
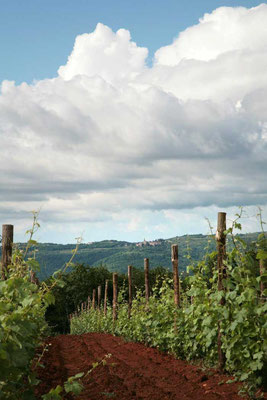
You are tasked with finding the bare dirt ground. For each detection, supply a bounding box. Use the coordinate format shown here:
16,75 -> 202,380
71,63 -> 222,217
35,332 -> 250,400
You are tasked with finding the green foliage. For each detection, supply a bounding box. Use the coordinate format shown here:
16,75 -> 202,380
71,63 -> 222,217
41,354 -> 112,400
0,240 -> 51,397
71,225 -> 267,394
41,385 -> 63,400
0,214 -> 80,399
41,373 -> 84,400
64,373 -> 84,395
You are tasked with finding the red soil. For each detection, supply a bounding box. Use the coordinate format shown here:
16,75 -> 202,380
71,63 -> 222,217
35,333 -> 249,400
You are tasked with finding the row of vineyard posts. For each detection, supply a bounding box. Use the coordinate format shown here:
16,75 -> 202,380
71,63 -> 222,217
1,212 -> 266,372
67,212 -> 264,371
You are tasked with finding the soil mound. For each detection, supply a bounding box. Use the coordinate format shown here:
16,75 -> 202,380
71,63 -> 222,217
35,333 -> 246,399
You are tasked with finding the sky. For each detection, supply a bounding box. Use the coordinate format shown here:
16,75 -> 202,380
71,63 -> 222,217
0,0 -> 266,243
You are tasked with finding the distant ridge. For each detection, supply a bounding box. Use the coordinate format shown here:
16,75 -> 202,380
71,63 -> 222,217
1,232 -> 258,280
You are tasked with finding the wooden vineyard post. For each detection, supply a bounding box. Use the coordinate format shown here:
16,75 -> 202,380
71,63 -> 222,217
217,212 -> 227,300
113,273 -> 118,323
128,265 -> 132,318
98,285 -> 101,311
171,244 -> 180,307
92,289 -> 96,310
30,270 -> 39,285
216,212 -> 227,372
1,225 -> 14,280
104,280 -> 108,316
144,258 -> 150,307
87,296 -> 91,311
260,259 -> 266,303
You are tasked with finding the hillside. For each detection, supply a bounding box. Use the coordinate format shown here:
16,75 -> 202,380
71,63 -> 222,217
1,232 -> 258,280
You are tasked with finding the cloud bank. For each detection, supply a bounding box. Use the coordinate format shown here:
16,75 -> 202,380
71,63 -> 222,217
0,5 -> 267,241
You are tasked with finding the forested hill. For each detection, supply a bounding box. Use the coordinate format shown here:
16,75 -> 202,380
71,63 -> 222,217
2,232 -> 258,280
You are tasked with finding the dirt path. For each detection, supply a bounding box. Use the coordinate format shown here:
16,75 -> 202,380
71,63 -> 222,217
35,333 -> 244,400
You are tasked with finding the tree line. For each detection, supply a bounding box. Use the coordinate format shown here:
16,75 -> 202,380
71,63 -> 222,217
45,264 -> 173,334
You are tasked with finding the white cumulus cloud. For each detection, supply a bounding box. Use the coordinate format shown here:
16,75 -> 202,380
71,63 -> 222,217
0,4 -> 267,241
149,4 -> 267,101
155,4 -> 267,65
58,23 -> 148,85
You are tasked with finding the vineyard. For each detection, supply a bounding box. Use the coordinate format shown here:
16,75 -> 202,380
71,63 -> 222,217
0,211 -> 266,399
69,212 -> 267,397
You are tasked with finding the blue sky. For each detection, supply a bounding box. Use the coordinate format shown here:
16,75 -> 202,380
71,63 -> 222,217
0,0 -> 263,83
0,1 -> 266,243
